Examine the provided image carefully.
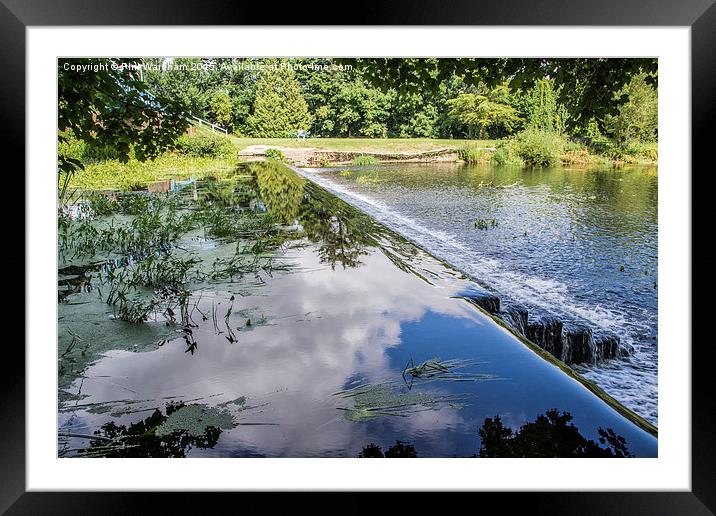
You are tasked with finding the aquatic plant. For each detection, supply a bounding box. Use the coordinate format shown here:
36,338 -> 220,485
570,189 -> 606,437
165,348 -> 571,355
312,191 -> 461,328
195,205 -> 276,241
402,357 -> 497,389
129,253 -> 201,291
334,383 -> 465,422
474,218 -> 499,230
352,155 -> 380,166
59,194 -> 194,261
264,148 -> 286,162
155,403 -> 235,437
67,154 -> 238,191
208,246 -> 292,282
355,173 -> 383,186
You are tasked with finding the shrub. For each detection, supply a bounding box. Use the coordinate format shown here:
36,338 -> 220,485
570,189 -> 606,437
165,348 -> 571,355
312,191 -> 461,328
587,135 -> 616,156
264,148 -> 286,162
352,155 -> 380,166
560,148 -> 594,166
638,143 -> 658,162
176,133 -> 235,158
511,128 -> 565,167
491,145 -> 524,167
621,141 -> 658,162
58,131 -> 86,162
559,140 -> 595,165
458,146 -> 490,164
58,130 -> 123,163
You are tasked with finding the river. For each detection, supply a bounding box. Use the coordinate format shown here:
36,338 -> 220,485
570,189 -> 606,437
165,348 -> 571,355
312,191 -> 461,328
57,162 -> 656,457
294,163 -> 658,425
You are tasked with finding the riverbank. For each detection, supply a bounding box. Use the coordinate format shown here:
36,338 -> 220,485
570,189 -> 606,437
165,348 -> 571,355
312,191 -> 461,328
63,131 -> 657,192
233,136 -> 657,168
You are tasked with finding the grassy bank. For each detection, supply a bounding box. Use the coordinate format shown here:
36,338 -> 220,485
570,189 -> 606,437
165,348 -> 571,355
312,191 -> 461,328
66,154 -> 238,191
231,136 -> 496,153
62,128 -> 239,191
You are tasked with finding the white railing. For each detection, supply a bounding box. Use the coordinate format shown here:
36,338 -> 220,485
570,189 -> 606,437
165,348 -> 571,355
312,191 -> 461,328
189,112 -> 228,136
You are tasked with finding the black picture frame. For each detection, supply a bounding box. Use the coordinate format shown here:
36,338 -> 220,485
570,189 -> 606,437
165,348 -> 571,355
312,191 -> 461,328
4,1 -> 711,513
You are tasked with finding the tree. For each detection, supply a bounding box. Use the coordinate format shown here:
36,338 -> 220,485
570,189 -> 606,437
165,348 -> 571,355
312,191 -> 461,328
58,58 -> 188,178
143,58 -> 258,135
208,90 -> 232,128
523,78 -> 567,134
604,73 -> 658,145
141,58 -> 214,119
446,84 -> 521,138
347,57 -> 657,131
246,62 -> 313,138
298,62 -> 392,138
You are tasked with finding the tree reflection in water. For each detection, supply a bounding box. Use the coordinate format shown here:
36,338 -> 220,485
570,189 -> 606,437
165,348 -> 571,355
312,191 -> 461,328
357,409 -> 633,458
254,161 -> 382,270
68,402 -> 223,458
358,441 -> 418,458
478,409 -> 633,457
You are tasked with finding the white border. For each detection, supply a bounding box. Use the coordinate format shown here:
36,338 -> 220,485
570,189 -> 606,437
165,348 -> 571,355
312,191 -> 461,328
27,27 -> 691,491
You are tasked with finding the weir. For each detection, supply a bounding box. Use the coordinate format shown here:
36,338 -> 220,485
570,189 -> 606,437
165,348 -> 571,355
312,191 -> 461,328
462,288 -> 626,365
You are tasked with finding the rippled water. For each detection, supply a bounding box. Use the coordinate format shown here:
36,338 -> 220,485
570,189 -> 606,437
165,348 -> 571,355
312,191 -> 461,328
294,163 -> 658,424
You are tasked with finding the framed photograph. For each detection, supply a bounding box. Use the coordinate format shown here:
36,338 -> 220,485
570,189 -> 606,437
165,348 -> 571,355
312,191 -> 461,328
6,0 -> 711,512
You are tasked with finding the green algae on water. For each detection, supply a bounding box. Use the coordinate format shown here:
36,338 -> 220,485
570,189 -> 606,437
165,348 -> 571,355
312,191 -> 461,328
155,404 -> 235,437
334,383 -> 465,422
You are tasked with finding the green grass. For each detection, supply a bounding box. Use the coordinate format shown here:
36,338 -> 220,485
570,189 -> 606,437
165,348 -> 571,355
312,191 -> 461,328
230,136 -> 496,153
66,153 -> 239,191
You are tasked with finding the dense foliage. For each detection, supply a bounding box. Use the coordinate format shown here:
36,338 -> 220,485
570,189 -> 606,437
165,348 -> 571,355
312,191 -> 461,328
58,58 -> 189,176
137,57 -> 655,145
58,57 -> 658,187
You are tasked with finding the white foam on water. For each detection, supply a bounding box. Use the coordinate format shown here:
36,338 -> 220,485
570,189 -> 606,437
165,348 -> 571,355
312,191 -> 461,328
294,167 -> 658,425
